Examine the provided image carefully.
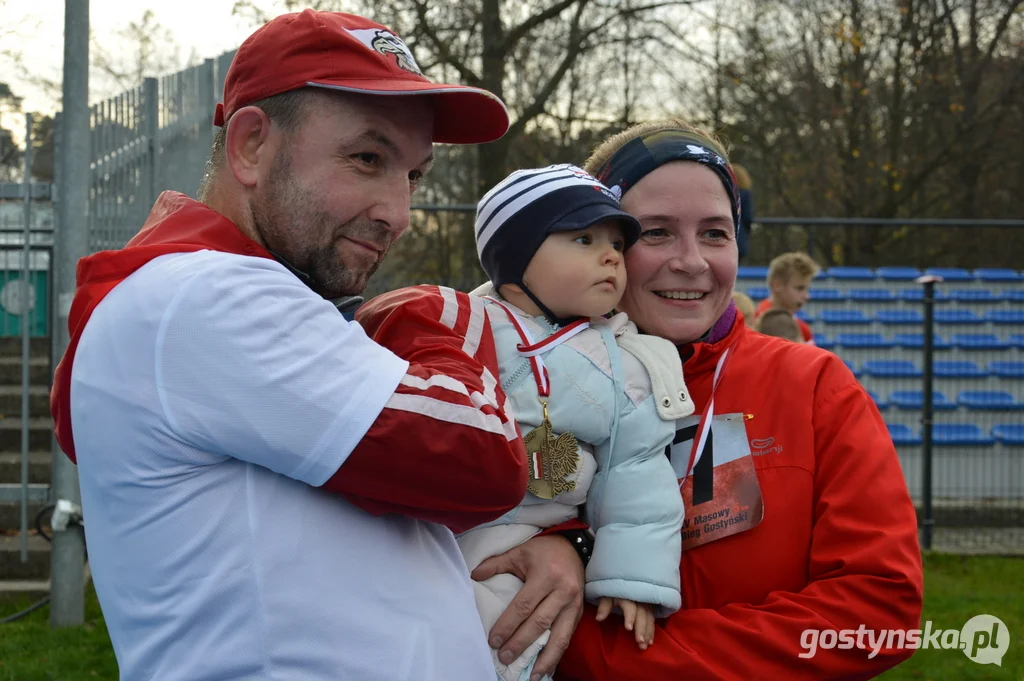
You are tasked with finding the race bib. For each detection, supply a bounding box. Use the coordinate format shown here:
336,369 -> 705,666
667,412 -> 764,550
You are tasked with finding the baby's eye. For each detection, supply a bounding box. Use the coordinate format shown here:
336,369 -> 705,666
612,239 -> 625,251
574,234 -> 593,245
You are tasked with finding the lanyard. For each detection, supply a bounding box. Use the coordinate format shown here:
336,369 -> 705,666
484,297 -> 590,396
684,346 -> 733,478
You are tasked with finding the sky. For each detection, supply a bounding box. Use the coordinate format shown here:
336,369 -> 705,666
3,0 -> 260,118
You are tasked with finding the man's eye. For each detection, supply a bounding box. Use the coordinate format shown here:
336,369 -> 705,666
354,153 -> 380,166
409,170 -> 424,185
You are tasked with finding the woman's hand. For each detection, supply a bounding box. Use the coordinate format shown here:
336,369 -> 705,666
471,534 -> 585,681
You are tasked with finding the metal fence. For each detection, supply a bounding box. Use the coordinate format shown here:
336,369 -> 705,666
0,45 -> 1021,571
85,53 -> 234,252
735,272 -> 1024,554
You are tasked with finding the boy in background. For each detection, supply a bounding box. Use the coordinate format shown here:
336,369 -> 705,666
755,251 -> 819,344
755,309 -> 804,343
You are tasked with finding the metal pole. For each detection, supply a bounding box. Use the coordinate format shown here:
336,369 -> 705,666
20,113 -> 33,563
919,276 -> 939,550
51,0 -> 89,627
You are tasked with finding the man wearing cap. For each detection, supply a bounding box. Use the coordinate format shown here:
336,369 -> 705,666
50,10 -> 582,681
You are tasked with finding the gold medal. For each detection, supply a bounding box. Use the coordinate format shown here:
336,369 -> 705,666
523,399 -> 579,499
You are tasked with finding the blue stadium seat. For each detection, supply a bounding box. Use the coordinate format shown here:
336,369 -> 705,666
934,361 -> 987,378
745,286 -> 770,301
992,424 -> 1024,446
989,361 -> 1024,378
934,309 -> 984,324
810,288 -> 846,302
815,335 -> 835,350
795,310 -> 814,324
849,289 -> 897,303
1012,335 -> 1024,349
952,334 -> 1011,350
957,391 -> 1024,411
887,423 -> 922,446
843,360 -> 860,376
986,309 -> 1024,325
974,268 -> 1023,282
867,390 -> 888,410
889,390 -> 957,410
892,333 -> 951,349
925,267 -> 975,282
837,333 -> 894,349
932,424 -> 994,446
877,266 -> 922,281
949,289 -> 1001,303
1006,291 -> 1024,303
876,309 -> 923,325
862,359 -> 921,377
820,309 -> 870,324
737,266 -> 768,280
827,267 -> 876,280
900,289 -> 950,302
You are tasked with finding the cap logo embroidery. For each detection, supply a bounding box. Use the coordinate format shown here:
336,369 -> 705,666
347,28 -> 423,75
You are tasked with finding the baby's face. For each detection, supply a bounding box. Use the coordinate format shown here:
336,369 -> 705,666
521,219 -> 627,319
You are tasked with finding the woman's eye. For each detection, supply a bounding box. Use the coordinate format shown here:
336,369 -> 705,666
640,228 -> 667,239
705,229 -> 730,240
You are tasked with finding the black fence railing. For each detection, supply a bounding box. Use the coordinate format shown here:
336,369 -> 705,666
735,273 -> 1023,555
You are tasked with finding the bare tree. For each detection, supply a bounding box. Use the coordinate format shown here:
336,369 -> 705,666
92,9 -> 199,97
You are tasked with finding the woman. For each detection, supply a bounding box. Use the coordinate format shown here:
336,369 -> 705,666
540,119 -> 921,679
454,119 -> 921,681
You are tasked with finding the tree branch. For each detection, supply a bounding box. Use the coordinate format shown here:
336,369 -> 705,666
410,0 -> 482,87
507,0 -> 591,139
504,0 -> 580,50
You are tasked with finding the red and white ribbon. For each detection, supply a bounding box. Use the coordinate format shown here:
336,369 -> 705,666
684,347 -> 732,478
485,297 -> 590,397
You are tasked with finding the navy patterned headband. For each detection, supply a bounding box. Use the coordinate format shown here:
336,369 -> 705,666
593,130 -> 741,229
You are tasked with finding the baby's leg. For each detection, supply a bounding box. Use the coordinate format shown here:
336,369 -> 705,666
474,572 -> 550,681
459,524 -> 554,681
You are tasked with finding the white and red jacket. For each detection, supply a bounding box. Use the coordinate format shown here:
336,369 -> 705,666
50,191 -> 527,681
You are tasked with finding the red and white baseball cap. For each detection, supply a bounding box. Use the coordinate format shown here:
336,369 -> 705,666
214,10 -> 510,144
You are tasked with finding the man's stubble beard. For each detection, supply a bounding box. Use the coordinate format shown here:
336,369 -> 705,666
250,152 -> 394,298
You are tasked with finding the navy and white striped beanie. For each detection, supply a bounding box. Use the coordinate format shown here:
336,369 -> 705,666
475,164 -> 642,287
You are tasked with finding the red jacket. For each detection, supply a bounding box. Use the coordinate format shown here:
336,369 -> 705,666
557,317 -> 923,680
50,192 -> 527,533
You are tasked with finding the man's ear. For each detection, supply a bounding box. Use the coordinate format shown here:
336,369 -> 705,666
225,106 -> 276,189
769,278 -> 783,295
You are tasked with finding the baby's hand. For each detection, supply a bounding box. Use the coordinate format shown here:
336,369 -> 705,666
595,597 -> 655,650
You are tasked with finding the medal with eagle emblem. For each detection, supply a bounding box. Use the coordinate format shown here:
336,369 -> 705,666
524,399 -> 579,499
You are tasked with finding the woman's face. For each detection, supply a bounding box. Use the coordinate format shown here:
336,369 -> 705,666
618,161 -> 738,344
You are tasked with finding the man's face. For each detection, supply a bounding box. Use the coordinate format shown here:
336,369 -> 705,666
771,274 -> 813,312
249,93 -> 435,298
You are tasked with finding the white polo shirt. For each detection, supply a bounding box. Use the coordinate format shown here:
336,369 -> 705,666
71,250 -> 495,680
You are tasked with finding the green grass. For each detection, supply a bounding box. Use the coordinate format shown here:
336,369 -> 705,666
0,585 -> 116,681
0,553 -> 1020,680
878,553 -> 1023,681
